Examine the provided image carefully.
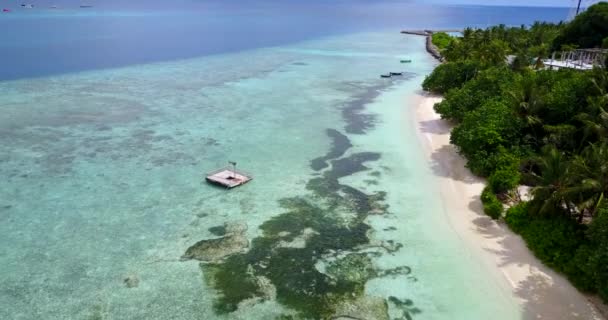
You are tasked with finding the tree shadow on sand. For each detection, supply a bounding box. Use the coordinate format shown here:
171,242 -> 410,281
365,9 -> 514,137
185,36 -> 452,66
467,195 -> 602,320
429,145 -> 480,184
418,119 -> 452,135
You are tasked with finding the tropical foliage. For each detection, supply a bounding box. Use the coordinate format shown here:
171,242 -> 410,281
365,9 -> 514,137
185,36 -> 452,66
421,60 -> 480,94
481,186 -> 503,219
431,32 -> 452,50
552,2 -> 608,50
422,2 -> 608,302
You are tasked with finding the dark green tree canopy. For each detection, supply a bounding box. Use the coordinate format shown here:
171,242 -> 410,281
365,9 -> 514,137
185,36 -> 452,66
422,7 -> 608,302
553,2 -> 608,50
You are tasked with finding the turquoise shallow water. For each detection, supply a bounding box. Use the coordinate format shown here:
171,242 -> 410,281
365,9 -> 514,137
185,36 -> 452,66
1,31 -> 520,319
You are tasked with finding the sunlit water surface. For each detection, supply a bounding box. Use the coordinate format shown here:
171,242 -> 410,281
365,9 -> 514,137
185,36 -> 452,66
0,2 -> 568,319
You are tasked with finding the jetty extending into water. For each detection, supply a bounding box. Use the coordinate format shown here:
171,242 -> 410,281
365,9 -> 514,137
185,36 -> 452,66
400,29 -> 462,36
401,29 -> 461,62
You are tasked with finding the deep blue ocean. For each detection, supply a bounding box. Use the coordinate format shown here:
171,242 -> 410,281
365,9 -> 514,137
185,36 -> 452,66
1,0 -> 568,80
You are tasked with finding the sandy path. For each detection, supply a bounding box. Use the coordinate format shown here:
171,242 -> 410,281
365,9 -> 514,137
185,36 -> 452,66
411,92 -> 604,320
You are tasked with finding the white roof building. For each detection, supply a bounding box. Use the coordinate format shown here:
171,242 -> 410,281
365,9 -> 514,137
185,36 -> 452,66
543,48 -> 607,71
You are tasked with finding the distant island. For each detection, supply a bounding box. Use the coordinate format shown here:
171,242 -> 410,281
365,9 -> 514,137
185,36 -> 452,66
421,0 -> 608,311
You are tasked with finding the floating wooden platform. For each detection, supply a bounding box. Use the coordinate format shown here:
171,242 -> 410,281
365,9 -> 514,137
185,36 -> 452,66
206,166 -> 252,189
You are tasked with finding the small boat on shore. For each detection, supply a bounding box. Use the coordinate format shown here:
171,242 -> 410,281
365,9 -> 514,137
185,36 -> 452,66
400,59 -> 412,63
390,72 -> 403,76
380,74 -> 392,78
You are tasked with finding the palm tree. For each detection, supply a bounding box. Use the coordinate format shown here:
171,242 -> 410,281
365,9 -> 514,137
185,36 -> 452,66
577,103 -> 608,146
577,70 -> 608,146
511,46 -> 533,72
566,143 -> 608,221
475,39 -> 509,66
462,27 -> 473,41
529,44 -> 549,69
529,147 -> 573,215
507,74 -> 544,146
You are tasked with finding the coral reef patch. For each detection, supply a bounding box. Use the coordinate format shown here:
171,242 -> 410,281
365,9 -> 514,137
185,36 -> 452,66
123,274 -> 139,288
341,75 -> 414,135
182,222 -> 248,263
184,129 -> 418,318
182,79 -> 419,318
310,129 -> 352,171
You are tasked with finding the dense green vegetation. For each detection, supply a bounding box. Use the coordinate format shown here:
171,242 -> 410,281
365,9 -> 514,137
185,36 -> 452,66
506,203 -> 608,296
422,2 -> 608,301
552,2 -> 608,50
481,186 -> 503,219
419,60 -> 480,94
431,32 -> 452,50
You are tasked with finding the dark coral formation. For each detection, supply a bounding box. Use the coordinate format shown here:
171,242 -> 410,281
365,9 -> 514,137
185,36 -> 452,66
182,222 -> 248,263
331,295 -> 389,320
188,134 -> 418,318
123,274 -> 139,288
310,129 -> 352,171
208,225 -> 226,236
202,195 -> 376,317
185,80 -> 420,318
341,75 -> 414,135
389,296 -> 422,320
181,233 -> 249,262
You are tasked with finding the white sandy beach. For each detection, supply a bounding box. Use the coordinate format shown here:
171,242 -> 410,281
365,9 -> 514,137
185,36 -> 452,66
411,92 -> 605,320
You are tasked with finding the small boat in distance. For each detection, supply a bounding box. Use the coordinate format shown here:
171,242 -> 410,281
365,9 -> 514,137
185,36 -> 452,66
21,4 -> 34,9
80,5 -> 94,8
380,74 -> 392,78
400,59 -> 412,63
2,8 -> 10,12
390,72 -> 403,76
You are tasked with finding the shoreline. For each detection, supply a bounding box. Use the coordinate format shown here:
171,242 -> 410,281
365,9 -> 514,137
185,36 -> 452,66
409,91 -> 605,320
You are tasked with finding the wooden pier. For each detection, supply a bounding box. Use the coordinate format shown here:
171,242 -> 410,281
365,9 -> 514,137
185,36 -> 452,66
206,166 -> 252,189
